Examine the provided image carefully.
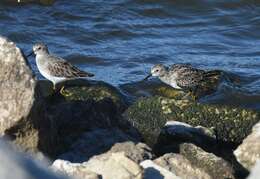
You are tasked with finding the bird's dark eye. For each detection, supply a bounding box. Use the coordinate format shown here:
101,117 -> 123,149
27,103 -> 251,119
155,69 -> 159,72
38,47 -> 42,50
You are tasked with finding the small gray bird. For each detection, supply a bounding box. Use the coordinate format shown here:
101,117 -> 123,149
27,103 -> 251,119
27,43 -> 94,92
144,63 -> 221,99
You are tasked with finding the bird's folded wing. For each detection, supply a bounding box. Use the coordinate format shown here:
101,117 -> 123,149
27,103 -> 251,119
176,68 -> 204,88
48,60 -> 94,78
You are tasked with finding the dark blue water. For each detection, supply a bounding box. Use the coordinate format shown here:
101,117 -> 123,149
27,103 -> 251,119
1,0 -> 260,108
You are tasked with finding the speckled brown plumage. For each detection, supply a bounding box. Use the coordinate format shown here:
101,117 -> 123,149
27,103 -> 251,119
48,60 -> 94,78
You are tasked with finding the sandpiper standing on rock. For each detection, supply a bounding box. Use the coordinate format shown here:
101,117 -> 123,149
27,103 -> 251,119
27,43 -> 94,93
144,64 -> 221,99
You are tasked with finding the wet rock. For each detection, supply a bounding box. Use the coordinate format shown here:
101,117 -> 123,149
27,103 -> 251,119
234,122 -> 260,170
4,69 -> 132,157
7,91 -> 126,157
52,160 -> 100,179
0,139 -> 65,179
58,129 -> 141,163
33,79 -> 132,157
123,96 -> 259,146
154,143 -> 235,179
53,152 -> 143,179
140,160 -> 180,179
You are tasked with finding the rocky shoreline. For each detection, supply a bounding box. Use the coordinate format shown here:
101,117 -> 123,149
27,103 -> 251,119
0,36 -> 260,179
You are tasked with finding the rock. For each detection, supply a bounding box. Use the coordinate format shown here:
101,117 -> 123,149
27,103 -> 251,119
84,152 -> 143,179
107,141 -> 154,163
154,121 -> 217,155
52,160 -> 100,179
53,152 -> 143,179
0,139 -> 65,179
58,79 -> 128,112
140,160 -> 180,179
123,96 -> 259,146
58,129 -> 142,163
247,160 -> 260,179
0,36 -> 37,135
154,143 -> 236,179
234,122 -> 260,170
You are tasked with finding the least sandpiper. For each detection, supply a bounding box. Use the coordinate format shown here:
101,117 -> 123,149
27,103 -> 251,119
144,63 -> 220,99
27,43 -> 94,92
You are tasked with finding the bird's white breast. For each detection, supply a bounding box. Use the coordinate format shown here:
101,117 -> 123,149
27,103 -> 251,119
36,55 -> 66,85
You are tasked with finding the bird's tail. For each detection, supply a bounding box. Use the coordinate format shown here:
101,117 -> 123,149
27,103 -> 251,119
78,70 -> 95,77
200,70 -> 223,89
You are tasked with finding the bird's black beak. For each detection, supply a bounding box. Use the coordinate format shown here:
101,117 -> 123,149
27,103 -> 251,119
143,74 -> 152,81
26,51 -> 34,58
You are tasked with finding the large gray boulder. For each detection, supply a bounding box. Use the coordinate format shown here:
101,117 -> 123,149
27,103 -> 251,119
235,122 -> 260,170
0,36 -> 38,135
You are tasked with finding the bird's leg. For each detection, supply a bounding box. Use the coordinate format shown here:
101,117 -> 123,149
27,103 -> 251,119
190,87 -> 198,101
53,84 -> 56,91
182,89 -> 197,101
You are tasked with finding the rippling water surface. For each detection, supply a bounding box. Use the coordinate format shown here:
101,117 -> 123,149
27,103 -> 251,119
1,0 -> 260,108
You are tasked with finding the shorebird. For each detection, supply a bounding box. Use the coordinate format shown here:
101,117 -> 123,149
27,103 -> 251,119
27,43 -> 94,93
144,64 -> 221,99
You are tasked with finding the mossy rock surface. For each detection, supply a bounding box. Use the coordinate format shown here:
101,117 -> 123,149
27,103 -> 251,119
40,79 -> 128,112
123,96 -> 260,146
120,79 -> 187,102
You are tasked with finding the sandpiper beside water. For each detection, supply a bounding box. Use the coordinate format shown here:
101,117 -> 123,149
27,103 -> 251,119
27,43 -> 94,93
144,63 -> 221,99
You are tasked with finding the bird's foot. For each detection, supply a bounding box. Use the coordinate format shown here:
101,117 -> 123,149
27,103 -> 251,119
59,86 -> 65,95
59,86 -> 70,96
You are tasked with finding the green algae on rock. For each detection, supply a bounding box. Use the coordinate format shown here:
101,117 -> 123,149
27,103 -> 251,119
123,96 -> 260,146
40,79 -> 128,112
